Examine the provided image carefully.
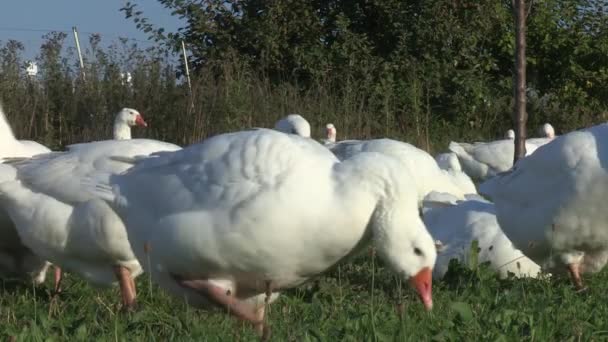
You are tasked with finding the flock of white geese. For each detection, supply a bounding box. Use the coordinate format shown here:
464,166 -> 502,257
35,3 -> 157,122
0,106 -> 606,335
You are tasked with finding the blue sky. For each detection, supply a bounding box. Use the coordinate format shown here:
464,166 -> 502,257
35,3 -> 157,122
0,1 -> 183,59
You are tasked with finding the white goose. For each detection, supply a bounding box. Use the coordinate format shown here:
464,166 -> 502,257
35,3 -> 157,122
438,128 -> 513,173
273,114 -> 311,138
329,138 -> 477,204
48,107 -> 148,293
479,123 -> 608,290
322,123 -> 337,146
422,192 -> 541,280
0,139 -> 181,309
88,128 -> 436,334
448,123 -> 556,182
0,105 -> 51,283
112,108 -> 147,140
435,152 -> 462,173
436,130 -> 512,174
527,122 -> 556,148
0,106 -> 50,160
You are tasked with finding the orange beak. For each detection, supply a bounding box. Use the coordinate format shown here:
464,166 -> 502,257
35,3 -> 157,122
135,114 -> 148,127
409,267 -> 432,310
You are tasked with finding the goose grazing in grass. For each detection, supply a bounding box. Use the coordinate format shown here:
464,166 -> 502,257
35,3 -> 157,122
0,105 -> 51,283
422,192 -> 541,280
112,108 -> 147,140
0,139 -> 181,309
449,124 -> 556,182
87,128 -> 436,335
329,139 -> 477,204
479,123 -> 608,290
273,114 -> 311,138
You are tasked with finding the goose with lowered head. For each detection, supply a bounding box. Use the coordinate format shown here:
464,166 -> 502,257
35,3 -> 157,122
422,192 -> 541,280
87,128 -> 436,335
273,113 -> 311,138
329,138 -> 477,204
479,123 -> 608,290
448,123 -> 555,182
0,139 -> 181,309
271,115 -> 473,203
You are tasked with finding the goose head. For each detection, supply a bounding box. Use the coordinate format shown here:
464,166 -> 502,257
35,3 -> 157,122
325,123 -> 337,143
274,114 -> 311,138
341,152 -> 436,310
505,129 -> 515,139
114,108 -> 147,140
540,123 -> 555,139
372,195 -> 436,310
355,160 -> 436,310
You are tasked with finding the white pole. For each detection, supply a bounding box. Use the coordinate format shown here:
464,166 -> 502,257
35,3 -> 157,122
72,26 -> 86,81
181,40 -> 193,96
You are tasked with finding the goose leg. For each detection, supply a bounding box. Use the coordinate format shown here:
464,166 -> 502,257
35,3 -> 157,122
113,266 -> 137,310
174,277 -> 263,328
254,306 -> 268,339
53,266 -> 63,296
567,263 -> 586,291
32,262 -> 52,286
257,281 -> 273,341
128,275 -> 137,298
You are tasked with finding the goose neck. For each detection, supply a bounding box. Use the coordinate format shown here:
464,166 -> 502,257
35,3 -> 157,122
113,122 -> 131,140
0,110 -> 17,147
333,152 -> 402,206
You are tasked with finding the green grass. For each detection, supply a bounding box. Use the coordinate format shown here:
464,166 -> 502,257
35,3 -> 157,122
1,252 -> 607,341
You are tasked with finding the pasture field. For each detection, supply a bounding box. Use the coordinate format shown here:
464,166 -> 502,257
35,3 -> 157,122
1,252 -> 607,341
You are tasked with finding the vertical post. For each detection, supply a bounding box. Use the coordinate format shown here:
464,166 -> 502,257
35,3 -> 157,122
181,40 -> 193,98
181,40 -> 196,144
513,0 -> 527,163
72,26 -> 86,81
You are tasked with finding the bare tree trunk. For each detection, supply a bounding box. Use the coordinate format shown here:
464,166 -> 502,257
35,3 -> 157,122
513,0 -> 528,163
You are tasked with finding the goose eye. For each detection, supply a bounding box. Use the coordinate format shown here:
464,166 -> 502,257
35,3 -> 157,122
414,247 -> 423,256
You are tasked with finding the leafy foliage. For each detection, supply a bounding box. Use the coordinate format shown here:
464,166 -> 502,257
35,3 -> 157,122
0,0 -> 606,151
121,0 -> 608,140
